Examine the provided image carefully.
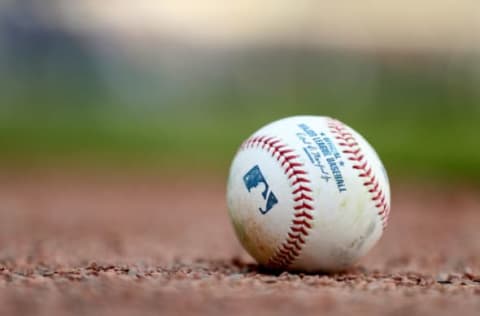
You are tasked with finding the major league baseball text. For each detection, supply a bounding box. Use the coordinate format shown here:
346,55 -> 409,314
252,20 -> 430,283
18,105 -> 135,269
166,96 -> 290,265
227,116 -> 391,272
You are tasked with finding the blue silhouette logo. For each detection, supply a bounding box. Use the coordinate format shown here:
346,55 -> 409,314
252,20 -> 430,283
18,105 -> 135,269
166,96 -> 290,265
243,165 -> 278,214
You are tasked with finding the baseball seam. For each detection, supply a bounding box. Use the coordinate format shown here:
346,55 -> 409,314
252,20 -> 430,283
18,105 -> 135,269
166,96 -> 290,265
241,136 -> 314,268
327,119 -> 390,229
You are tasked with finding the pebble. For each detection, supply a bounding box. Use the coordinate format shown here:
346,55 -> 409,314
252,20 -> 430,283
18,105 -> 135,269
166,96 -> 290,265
436,273 -> 451,284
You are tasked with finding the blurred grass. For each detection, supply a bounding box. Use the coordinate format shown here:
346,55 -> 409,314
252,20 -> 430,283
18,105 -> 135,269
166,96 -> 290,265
0,47 -> 479,181
0,112 -> 479,182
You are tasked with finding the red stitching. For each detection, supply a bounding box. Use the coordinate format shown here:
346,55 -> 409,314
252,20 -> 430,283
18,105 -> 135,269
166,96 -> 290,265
292,186 -> 312,194
240,135 -> 315,268
286,239 -> 302,251
294,211 -> 314,220
288,232 -> 305,243
348,154 -> 364,162
327,119 -> 390,229
343,149 -> 361,155
291,225 -> 309,235
285,162 -> 304,172
292,219 -> 312,228
293,203 -> 314,211
291,177 -> 310,186
293,193 -> 313,202
288,169 -> 307,179
338,142 -> 359,148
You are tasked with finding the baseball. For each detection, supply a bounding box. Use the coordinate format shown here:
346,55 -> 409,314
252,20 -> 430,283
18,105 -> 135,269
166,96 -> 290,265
226,116 -> 391,272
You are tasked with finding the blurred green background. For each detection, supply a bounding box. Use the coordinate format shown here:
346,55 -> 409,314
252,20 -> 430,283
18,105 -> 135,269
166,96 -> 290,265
1,1 -> 479,180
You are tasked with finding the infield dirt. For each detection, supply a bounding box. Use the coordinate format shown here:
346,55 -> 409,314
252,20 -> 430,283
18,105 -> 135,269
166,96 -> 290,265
0,170 -> 479,316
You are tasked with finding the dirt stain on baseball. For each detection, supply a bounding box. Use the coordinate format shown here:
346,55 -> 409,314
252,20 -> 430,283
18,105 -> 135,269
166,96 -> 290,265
239,216 -> 278,263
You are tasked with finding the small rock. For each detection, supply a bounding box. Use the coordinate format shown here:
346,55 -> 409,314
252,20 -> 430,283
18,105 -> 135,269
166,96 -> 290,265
436,273 -> 451,284
392,275 -> 403,282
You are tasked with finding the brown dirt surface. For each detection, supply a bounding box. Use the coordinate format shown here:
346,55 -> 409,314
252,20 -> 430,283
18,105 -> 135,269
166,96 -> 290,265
0,169 -> 479,316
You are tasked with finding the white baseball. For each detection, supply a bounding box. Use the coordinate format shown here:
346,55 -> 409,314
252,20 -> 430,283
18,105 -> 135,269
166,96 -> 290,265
227,116 -> 391,272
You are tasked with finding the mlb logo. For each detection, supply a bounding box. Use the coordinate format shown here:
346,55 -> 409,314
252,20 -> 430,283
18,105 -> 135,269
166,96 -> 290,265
243,165 -> 278,215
